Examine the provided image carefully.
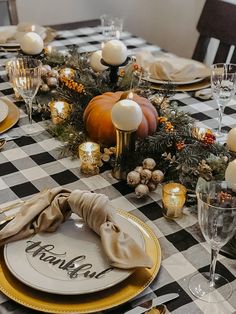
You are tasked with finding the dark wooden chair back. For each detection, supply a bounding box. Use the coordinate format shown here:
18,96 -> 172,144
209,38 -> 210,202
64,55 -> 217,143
192,0 -> 236,64
0,0 -> 18,25
49,19 -> 100,31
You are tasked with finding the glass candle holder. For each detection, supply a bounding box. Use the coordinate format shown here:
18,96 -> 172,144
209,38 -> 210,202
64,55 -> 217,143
162,182 -> 187,219
78,142 -> 101,175
49,101 -> 71,124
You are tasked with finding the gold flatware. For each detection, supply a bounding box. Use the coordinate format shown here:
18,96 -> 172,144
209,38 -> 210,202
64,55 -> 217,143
0,201 -> 24,214
145,304 -> 166,313
0,215 -> 15,226
0,188 -> 49,215
0,139 -> 6,150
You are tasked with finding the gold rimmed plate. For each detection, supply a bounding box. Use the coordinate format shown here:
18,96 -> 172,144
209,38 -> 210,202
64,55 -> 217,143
0,98 -> 20,134
150,77 -> 210,92
0,209 -> 161,313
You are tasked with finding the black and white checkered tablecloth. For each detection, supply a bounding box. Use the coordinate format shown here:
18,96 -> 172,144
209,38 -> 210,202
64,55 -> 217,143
0,26 -> 236,314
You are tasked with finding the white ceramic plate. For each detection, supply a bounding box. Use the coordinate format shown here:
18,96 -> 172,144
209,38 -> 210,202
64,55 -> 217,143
0,99 -> 9,123
144,76 -> 204,85
4,212 -> 145,295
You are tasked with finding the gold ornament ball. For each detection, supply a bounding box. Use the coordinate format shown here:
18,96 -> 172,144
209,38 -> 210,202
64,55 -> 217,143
47,77 -> 58,87
147,180 -> 157,191
49,69 -> 59,78
127,171 -> 141,186
41,65 -> 50,77
41,84 -> 50,92
134,166 -> 143,174
135,184 -> 149,198
140,169 -> 152,183
59,67 -> 75,79
142,158 -> 156,170
152,170 -> 164,183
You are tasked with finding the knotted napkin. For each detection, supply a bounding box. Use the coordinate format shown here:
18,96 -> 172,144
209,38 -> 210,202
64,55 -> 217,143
136,51 -> 210,82
0,188 -> 153,269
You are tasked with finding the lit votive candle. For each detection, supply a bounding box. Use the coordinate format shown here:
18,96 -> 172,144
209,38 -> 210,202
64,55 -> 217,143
79,142 -> 101,175
162,182 -> 187,219
49,101 -> 71,124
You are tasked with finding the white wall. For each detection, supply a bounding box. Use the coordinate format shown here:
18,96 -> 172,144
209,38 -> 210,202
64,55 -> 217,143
16,0 -> 205,58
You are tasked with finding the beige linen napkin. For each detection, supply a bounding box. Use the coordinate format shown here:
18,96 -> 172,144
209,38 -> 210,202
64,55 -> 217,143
0,188 -> 153,269
136,51 -> 210,82
0,23 -> 47,45
0,29 -> 15,44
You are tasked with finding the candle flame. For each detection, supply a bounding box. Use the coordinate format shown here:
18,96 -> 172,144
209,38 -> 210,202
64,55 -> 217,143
45,46 -> 52,54
128,92 -> 134,99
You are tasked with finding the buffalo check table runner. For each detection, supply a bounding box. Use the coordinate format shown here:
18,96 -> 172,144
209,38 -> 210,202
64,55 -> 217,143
0,25 -> 236,314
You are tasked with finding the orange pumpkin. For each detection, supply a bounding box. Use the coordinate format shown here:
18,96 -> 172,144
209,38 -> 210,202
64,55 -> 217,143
83,91 -> 158,146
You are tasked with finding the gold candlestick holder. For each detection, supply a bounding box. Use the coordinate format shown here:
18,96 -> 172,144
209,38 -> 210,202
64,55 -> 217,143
112,128 -> 136,180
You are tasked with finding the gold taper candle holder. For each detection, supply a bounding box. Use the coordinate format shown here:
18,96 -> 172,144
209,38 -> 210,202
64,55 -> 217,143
79,142 -> 101,175
162,182 -> 187,219
112,128 -> 136,180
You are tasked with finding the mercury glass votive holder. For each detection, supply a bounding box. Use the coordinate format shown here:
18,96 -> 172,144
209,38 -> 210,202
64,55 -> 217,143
162,182 -> 187,219
78,142 -> 101,175
49,101 -> 72,125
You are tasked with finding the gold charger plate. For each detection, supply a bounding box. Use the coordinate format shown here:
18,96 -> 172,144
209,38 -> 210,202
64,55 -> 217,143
150,78 -> 210,92
0,98 -> 20,134
0,209 -> 161,313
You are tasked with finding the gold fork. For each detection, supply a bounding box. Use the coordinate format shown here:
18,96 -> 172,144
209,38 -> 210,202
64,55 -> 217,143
0,188 -> 50,214
0,201 -> 24,214
0,215 -> 16,226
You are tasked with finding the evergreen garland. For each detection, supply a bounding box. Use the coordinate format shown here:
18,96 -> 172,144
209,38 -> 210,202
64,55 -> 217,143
36,47 -> 230,190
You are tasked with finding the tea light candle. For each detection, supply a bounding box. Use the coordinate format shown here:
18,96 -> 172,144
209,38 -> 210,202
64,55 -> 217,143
111,99 -> 142,131
162,182 -> 187,219
79,142 -> 101,175
102,39 -> 128,65
49,101 -> 71,124
227,128 -> 236,152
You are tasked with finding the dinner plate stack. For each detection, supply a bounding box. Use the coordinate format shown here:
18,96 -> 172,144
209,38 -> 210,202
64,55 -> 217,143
136,51 -> 211,92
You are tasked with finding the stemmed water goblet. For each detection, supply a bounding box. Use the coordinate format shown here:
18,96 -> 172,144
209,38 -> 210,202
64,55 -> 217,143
100,15 -> 123,42
189,179 -> 236,302
211,63 -> 236,139
11,57 -> 42,130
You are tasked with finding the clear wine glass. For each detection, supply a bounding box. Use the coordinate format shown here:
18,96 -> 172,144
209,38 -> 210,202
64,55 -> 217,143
189,180 -> 236,302
100,15 -> 123,42
11,57 -> 42,128
211,63 -> 236,138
